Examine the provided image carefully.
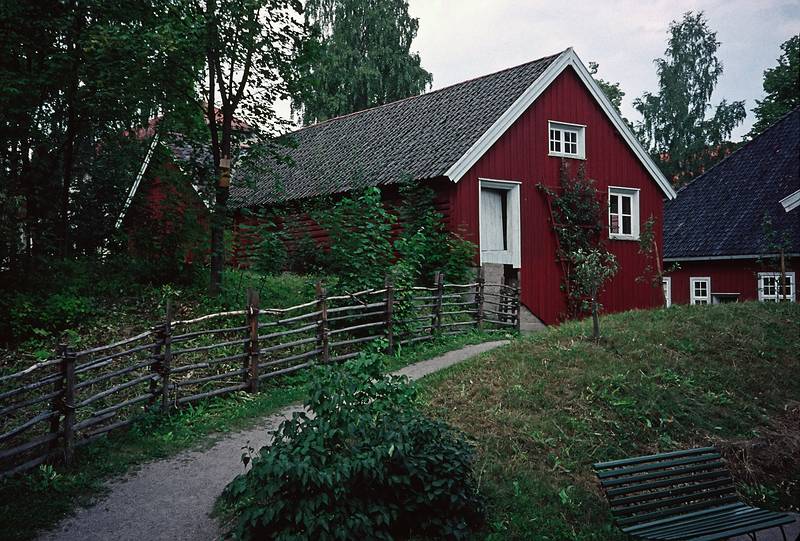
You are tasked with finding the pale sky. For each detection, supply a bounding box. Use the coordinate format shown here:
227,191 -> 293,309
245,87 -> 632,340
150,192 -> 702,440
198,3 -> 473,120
406,0 -> 800,140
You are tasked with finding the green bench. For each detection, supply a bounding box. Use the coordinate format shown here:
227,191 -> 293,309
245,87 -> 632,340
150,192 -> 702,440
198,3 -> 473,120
593,446 -> 794,541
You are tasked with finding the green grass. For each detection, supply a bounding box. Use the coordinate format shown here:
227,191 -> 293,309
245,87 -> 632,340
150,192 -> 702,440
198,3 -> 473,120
419,302 -> 800,540
0,329 -> 507,541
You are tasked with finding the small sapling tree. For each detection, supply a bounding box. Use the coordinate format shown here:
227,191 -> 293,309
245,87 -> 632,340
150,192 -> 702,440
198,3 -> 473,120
571,248 -> 618,340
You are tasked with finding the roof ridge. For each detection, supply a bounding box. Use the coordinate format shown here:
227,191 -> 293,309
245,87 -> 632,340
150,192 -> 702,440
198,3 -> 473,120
674,106 -> 800,197
287,50 -> 566,136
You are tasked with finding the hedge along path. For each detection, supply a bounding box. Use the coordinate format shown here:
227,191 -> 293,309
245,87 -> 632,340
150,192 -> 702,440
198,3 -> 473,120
36,340 -> 509,541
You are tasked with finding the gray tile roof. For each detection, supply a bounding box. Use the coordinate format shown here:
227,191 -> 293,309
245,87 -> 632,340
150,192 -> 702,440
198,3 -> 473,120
664,108 -> 800,259
229,52 -> 562,207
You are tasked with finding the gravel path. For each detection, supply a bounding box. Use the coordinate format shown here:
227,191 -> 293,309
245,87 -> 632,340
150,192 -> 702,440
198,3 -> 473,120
37,341 -> 508,541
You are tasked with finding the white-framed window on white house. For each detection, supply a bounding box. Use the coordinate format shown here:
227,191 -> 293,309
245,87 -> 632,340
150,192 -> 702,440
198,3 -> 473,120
690,277 -> 711,305
757,272 -> 795,302
479,179 -> 521,268
548,121 -> 585,159
608,187 -> 640,240
662,277 -> 672,307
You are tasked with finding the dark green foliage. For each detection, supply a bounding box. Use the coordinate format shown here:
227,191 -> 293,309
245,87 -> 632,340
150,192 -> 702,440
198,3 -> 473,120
220,347 -> 485,540
588,62 -> 625,113
395,179 -> 477,285
314,187 -> 395,291
751,35 -> 800,136
293,0 -> 432,124
539,161 -> 609,318
236,209 -> 288,275
634,11 -> 746,186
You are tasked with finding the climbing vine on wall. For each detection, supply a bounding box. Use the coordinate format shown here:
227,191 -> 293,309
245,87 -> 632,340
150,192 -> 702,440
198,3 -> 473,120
538,160 -> 614,319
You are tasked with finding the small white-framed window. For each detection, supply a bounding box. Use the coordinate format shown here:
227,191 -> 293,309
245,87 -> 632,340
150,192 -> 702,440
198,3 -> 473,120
690,277 -> 711,305
548,121 -> 585,159
479,179 -> 521,268
608,187 -> 640,240
662,277 -> 672,307
757,272 -> 795,302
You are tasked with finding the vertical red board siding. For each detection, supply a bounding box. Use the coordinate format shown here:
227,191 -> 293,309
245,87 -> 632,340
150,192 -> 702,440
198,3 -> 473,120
447,67 -> 666,324
667,258 -> 797,304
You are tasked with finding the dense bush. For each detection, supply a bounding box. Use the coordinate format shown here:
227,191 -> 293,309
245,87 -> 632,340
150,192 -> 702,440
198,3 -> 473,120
220,347 -> 485,540
314,187 -> 395,291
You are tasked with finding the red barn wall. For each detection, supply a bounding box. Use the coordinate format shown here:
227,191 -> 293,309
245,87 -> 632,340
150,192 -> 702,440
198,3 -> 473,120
445,66 -> 666,324
231,179 -> 453,268
667,258 -> 797,304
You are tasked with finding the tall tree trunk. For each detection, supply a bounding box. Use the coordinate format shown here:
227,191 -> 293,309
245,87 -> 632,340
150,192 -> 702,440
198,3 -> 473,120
59,3 -> 82,258
209,110 -> 232,295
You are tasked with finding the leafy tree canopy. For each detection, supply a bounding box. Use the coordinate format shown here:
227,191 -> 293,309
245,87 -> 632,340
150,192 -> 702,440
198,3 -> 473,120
634,11 -> 746,187
588,61 -> 625,113
292,0 -> 432,124
750,34 -> 800,136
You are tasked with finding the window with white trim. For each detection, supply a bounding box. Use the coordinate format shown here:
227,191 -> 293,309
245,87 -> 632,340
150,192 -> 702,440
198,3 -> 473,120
757,272 -> 795,302
662,277 -> 672,307
479,179 -> 521,268
690,277 -> 711,305
608,187 -> 640,240
548,121 -> 585,159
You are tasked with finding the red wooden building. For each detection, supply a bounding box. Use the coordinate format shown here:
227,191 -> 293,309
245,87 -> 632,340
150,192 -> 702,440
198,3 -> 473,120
230,48 -> 677,325
664,108 -> 799,305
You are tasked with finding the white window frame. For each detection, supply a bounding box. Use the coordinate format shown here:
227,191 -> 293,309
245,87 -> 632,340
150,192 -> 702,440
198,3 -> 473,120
479,179 -> 521,268
689,277 -> 711,305
548,121 -> 586,159
608,186 -> 640,240
662,277 -> 672,307
757,272 -> 795,302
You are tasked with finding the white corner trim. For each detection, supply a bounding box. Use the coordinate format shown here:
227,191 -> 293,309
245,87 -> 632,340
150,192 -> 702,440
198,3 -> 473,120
780,189 -> 800,212
115,133 -> 161,229
445,48 -> 677,201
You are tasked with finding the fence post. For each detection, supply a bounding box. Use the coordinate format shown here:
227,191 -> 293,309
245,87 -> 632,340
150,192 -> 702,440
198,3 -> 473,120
509,275 -> 521,332
385,275 -> 394,354
160,299 -> 173,413
475,267 -> 485,331
433,271 -> 444,334
316,282 -> 330,363
61,347 -> 77,466
246,288 -> 260,393
48,343 -> 67,457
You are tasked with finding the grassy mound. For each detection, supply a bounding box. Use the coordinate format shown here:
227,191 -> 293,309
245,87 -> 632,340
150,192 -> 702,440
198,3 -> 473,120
420,302 -> 800,540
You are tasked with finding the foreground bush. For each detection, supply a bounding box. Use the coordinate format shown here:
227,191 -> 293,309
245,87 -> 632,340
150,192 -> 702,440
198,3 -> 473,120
220,347 -> 484,540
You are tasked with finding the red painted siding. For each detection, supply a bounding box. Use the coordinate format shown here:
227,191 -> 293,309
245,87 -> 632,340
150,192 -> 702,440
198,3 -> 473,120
445,67 -> 666,324
667,258 -> 797,304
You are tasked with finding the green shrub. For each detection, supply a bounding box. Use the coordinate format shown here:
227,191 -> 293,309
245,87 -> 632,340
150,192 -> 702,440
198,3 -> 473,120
220,347 -> 485,540
315,187 -> 395,291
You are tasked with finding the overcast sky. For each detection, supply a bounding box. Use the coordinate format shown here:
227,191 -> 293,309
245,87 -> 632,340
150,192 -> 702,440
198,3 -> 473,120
406,0 -> 800,140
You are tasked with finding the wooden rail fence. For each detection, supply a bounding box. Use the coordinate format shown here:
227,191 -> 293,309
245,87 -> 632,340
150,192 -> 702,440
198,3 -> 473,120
0,274 -> 519,477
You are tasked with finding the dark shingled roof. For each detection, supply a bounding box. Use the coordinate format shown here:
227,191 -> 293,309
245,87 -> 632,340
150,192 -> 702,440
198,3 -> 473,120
664,108 -> 800,259
229,52 -> 562,207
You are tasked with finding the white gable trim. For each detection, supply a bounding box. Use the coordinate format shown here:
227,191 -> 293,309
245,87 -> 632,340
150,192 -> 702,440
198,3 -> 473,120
444,48 -> 677,200
115,133 -> 161,229
780,189 -> 800,212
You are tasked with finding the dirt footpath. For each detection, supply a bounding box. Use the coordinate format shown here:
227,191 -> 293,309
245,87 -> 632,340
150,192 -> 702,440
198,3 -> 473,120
37,341 -> 509,541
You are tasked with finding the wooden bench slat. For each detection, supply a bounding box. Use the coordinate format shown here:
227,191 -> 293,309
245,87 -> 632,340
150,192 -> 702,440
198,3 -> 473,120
623,503 -> 745,534
609,477 -> 735,508
613,486 -> 738,519
596,453 -> 722,479
606,470 -> 731,497
616,495 -> 741,526
653,508 -> 782,539
593,447 -> 718,470
640,506 -> 770,536
599,461 -> 727,487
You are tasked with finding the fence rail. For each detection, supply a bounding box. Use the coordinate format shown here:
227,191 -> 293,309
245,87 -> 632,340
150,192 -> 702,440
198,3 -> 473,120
0,272 -> 519,477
